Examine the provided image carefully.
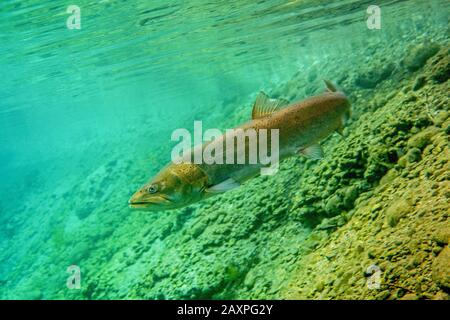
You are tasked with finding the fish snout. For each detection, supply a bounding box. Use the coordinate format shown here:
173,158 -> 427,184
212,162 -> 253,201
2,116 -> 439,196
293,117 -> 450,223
128,190 -> 148,208
128,189 -> 174,210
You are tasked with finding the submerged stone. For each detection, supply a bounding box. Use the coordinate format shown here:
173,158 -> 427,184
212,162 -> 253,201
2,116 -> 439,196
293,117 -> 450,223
433,227 -> 450,246
429,48 -> 450,83
385,199 -> 412,227
412,75 -> 426,91
432,247 -> 450,290
403,42 -> 440,71
407,127 -> 440,150
406,147 -> 422,163
354,63 -> 395,88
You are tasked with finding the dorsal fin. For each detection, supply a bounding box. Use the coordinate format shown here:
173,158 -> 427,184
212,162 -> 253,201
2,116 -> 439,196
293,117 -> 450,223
252,91 -> 289,119
324,79 -> 337,92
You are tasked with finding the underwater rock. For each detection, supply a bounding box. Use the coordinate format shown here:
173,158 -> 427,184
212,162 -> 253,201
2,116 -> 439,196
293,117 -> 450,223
294,206 -> 324,227
324,194 -> 343,216
353,63 -> 395,88
280,62 -> 449,299
432,291 -> 450,300
428,48 -> 450,83
75,202 -> 95,219
403,42 -> 440,71
385,199 -> 412,227
342,185 -> 360,209
432,246 -> 450,290
432,227 -> 450,246
189,221 -> 207,238
412,76 -> 427,91
406,147 -> 422,163
407,127 -> 440,150
400,293 -> 420,300
364,161 -> 389,183
435,111 -> 449,127
316,216 -> 346,231
379,169 -> 398,186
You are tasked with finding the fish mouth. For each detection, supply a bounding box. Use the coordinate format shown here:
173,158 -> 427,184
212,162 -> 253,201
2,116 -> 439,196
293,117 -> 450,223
128,195 -> 172,209
129,202 -> 152,209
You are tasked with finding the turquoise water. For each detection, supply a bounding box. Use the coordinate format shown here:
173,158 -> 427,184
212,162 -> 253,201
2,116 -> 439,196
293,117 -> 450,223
0,0 -> 448,299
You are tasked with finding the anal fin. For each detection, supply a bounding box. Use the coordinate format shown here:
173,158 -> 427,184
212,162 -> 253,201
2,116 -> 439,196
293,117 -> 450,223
324,79 -> 337,92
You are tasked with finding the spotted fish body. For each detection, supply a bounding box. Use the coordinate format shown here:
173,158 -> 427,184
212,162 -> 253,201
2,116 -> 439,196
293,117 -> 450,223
129,81 -> 351,210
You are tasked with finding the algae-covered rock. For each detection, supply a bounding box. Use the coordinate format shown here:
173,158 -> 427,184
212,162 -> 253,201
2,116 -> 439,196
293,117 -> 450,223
397,155 -> 408,168
406,147 -> 422,163
432,292 -> 450,300
432,246 -> 450,290
316,216 -> 346,231
385,199 -> 412,227
325,194 -> 343,215
343,185 -> 360,209
400,293 -> 420,300
433,227 -> 450,246
403,42 -> 440,71
354,63 -> 395,88
364,162 -> 389,183
412,76 -> 426,91
407,127 -> 440,150
379,169 -> 398,185
428,48 -> 450,83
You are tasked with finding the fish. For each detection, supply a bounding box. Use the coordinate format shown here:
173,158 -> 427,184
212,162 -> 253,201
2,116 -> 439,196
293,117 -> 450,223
129,80 -> 351,211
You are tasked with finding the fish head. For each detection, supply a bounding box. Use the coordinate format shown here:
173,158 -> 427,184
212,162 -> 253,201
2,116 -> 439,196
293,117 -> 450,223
128,163 -> 205,211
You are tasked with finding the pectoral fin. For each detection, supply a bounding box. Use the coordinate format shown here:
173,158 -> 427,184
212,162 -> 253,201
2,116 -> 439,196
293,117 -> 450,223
252,91 -> 289,119
324,79 -> 337,92
298,144 -> 324,160
205,178 -> 240,193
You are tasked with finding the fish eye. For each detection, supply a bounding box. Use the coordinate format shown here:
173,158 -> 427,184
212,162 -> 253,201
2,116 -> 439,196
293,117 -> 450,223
147,184 -> 158,194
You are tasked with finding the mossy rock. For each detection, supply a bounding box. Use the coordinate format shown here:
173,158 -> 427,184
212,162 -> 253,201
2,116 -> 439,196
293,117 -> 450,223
325,194 -> 344,215
428,48 -> 450,83
397,155 -> 408,168
379,169 -> 398,185
403,42 -> 440,71
385,199 -> 412,227
407,127 -> 440,150
354,63 -> 395,88
432,246 -> 450,290
406,147 -> 422,163
412,75 -> 427,91
433,227 -> 450,246
343,185 -> 360,209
